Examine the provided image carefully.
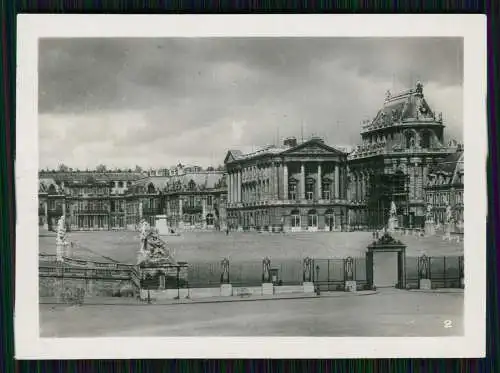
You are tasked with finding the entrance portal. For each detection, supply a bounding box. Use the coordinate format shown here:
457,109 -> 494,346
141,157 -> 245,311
366,232 -> 407,289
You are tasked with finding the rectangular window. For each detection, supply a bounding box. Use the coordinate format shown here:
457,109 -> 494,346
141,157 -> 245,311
289,184 -> 297,200
306,191 -> 314,200
308,214 -> 317,227
207,195 -> 213,206
291,215 -> 300,227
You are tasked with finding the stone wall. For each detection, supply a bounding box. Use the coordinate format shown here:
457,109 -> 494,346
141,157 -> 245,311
39,276 -> 136,298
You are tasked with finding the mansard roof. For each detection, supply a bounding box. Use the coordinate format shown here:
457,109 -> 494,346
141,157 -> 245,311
426,150 -> 464,187
131,171 -> 225,193
38,171 -> 143,184
361,81 -> 443,133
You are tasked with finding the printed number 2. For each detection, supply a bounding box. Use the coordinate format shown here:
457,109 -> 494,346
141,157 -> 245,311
444,320 -> 453,328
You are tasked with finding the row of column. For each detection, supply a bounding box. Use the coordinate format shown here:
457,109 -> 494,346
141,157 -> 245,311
228,162 -> 343,204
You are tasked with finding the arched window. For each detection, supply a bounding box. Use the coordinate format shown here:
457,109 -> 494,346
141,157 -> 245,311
307,209 -> 318,227
48,184 -> 57,195
291,209 -> 300,228
325,208 -> 335,229
405,131 -> 415,149
206,213 -> 214,226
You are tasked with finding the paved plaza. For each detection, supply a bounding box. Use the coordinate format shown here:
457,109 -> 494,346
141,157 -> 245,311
40,289 -> 463,337
39,230 -> 463,264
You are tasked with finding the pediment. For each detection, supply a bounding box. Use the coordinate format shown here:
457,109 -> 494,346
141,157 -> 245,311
282,140 -> 346,156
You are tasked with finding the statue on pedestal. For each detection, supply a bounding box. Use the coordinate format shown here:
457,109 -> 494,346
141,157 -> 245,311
262,257 -> 271,283
137,219 -> 176,266
303,257 -> 313,282
56,215 -> 69,261
424,204 -> 435,236
387,201 -> 398,232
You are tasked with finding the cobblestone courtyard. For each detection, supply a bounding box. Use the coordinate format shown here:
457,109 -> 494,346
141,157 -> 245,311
40,289 -> 463,337
39,230 -> 463,264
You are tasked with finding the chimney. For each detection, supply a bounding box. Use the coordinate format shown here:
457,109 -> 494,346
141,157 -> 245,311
283,136 -> 298,148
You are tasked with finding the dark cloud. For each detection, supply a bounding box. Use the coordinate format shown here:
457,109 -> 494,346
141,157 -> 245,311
38,37 -> 463,169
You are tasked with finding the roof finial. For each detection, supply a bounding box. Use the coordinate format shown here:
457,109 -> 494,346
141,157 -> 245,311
415,80 -> 423,95
385,89 -> 392,101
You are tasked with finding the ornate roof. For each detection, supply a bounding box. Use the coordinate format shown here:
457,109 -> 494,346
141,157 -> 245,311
426,150 -> 464,187
361,81 -> 443,133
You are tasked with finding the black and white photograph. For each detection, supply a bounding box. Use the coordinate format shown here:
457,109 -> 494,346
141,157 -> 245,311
15,15 -> 486,359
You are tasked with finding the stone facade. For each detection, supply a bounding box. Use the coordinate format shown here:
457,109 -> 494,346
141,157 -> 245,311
124,171 -> 227,231
424,150 -> 464,228
346,82 -> 460,229
224,137 -> 349,232
38,171 -> 142,231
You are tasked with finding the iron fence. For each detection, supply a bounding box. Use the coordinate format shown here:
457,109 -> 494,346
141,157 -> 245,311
313,257 -> 368,291
405,255 -> 464,289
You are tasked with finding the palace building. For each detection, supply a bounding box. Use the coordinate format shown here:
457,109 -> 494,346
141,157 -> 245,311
346,81 -> 460,230
124,170 -> 227,231
38,171 -> 143,231
224,136 -> 349,232
38,83 -> 464,234
424,147 -> 464,229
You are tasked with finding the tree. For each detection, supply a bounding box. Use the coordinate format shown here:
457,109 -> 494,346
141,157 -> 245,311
206,166 -> 215,171
57,163 -> 69,172
96,164 -> 107,173
134,165 -> 143,173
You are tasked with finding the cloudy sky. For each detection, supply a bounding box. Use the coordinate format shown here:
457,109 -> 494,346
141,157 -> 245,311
39,37 -> 463,170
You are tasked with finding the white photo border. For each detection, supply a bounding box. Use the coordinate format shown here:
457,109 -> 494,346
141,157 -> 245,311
15,14 -> 487,359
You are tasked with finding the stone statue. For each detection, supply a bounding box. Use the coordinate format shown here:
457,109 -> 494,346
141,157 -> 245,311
55,215 -> 67,246
303,257 -> 313,282
137,219 -> 176,266
415,80 -> 423,94
419,255 -> 429,279
262,257 -> 271,283
445,204 -> 453,223
344,257 -> 354,281
56,215 -> 68,261
220,257 -> 230,284
390,201 -> 397,217
387,201 -> 398,232
385,90 -> 391,101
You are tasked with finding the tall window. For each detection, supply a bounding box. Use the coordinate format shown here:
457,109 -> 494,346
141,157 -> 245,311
322,182 -> 331,200
307,209 -> 318,227
306,181 -> 314,200
291,209 -> 300,227
289,182 -> 297,200
325,210 -> 335,229
207,195 -> 213,206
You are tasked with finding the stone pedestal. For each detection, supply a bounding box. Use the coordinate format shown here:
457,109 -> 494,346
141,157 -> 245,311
424,220 -> 435,236
261,283 -> 274,295
345,280 -> 357,292
56,244 -> 66,261
155,215 -> 170,235
419,279 -> 432,290
302,282 -> 315,293
220,284 -> 233,297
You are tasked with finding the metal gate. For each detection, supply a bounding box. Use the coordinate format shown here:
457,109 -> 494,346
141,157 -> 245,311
311,258 -> 368,292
